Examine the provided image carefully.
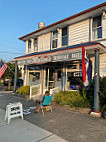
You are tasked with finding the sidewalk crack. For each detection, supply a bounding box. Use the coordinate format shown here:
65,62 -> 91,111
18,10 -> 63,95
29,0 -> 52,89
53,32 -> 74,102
34,133 -> 54,142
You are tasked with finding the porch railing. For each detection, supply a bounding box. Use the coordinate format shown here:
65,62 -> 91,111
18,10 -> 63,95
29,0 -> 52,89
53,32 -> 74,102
50,86 -> 60,95
30,84 -> 41,99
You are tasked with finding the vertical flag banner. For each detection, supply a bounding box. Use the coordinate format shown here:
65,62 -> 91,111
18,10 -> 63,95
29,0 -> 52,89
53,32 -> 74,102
0,60 -> 8,79
82,44 -> 92,90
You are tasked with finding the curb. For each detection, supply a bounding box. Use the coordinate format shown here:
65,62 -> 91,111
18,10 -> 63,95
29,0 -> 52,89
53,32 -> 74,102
0,91 -> 13,93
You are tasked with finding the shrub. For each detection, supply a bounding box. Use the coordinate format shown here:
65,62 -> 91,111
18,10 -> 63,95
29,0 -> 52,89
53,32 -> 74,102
17,85 -> 30,96
3,88 -> 13,91
53,91 -> 90,108
85,76 -> 106,113
99,77 -> 106,113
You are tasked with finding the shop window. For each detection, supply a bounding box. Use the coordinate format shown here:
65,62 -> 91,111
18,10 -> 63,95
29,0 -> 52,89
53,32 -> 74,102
29,72 -> 40,85
62,27 -> 68,46
52,31 -> 58,49
93,16 -> 102,40
34,38 -> 38,52
67,64 -> 77,69
28,65 -> 41,71
67,71 -> 82,90
57,70 -> 61,81
28,40 -> 31,53
79,64 -> 82,70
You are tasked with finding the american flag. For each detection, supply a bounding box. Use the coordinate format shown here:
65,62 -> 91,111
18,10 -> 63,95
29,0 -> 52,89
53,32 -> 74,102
0,60 -> 8,79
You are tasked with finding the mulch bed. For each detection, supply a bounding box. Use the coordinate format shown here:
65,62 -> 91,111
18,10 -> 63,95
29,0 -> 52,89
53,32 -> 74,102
51,102 -> 91,114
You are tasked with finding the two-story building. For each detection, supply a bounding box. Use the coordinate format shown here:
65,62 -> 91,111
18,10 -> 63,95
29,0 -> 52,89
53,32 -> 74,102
14,2 -> 106,97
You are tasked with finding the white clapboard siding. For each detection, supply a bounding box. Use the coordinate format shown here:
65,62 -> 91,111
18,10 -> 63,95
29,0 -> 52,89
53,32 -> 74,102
38,35 -> 44,52
90,57 -> 95,77
100,53 -> 106,77
91,53 -> 106,77
43,33 -> 51,51
100,40 -> 106,47
68,19 -> 89,46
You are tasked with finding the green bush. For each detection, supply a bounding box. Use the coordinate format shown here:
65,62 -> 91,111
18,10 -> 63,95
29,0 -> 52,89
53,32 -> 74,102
84,76 -> 106,113
99,77 -> 106,113
17,85 -> 30,96
3,88 -> 13,91
53,91 -> 90,108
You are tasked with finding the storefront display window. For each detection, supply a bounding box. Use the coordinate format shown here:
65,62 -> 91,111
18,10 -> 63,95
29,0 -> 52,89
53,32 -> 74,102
67,64 -> 77,69
28,65 -> 41,71
29,72 -> 40,85
67,71 -> 82,90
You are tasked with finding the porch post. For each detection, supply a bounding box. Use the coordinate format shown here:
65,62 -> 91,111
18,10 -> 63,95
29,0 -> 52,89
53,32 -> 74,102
13,61 -> 17,92
62,62 -> 66,91
94,49 -> 100,112
47,68 -> 49,91
41,65 -> 44,95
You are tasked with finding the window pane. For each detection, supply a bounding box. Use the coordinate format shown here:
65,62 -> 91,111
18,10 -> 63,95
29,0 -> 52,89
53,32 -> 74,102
93,29 -> 97,39
68,64 -> 77,69
28,40 -> 31,47
53,31 -> 58,39
93,27 -> 102,39
93,16 -> 101,28
52,39 -> 57,48
29,72 -> 40,85
57,70 -> 61,81
62,36 -> 68,46
98,27 -> 102,38
62,27 -> 67,36
28,47 -> 31,53
34,38 -> 37,44
34,45 -> 37,52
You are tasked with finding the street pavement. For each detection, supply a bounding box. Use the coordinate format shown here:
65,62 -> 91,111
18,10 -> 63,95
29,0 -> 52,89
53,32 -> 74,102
0,93 -> 106,142
0,108 -> 67,142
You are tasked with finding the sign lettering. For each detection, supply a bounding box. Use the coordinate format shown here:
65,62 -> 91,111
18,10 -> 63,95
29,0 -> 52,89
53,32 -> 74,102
17,51 -> 82,65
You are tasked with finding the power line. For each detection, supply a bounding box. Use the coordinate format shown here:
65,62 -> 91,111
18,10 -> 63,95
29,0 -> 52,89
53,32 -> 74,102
0,42 -> 24,50
0,51 -> 24,55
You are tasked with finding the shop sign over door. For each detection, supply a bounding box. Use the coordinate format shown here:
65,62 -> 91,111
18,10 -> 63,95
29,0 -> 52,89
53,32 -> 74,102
52,52 -> 82,62
17,51 -> 82,65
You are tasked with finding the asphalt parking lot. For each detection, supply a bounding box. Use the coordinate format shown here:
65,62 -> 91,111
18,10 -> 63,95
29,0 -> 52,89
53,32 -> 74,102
0,93 -> 106,142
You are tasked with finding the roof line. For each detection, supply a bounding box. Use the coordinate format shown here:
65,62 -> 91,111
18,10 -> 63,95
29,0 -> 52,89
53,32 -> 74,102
19,2 -> 106,40
14,42 -> 106,60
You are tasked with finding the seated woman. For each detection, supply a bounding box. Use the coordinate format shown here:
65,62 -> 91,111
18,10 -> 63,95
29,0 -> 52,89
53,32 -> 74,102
35,91 -> 50,113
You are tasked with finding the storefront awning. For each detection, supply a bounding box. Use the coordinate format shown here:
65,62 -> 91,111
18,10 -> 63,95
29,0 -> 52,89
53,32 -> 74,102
14,42 -> 106,65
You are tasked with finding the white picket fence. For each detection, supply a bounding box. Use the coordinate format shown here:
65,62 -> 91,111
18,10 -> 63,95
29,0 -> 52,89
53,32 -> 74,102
30,84 -> 41,99
50,86 -> 60,95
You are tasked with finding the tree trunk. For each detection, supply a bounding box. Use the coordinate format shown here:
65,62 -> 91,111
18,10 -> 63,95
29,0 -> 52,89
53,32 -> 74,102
8,78 -> 11,90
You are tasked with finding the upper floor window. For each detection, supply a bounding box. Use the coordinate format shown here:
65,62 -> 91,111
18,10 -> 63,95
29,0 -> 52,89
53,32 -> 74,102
93,16 -> 102,40
62,27 -> 68,46
28,40 -> 31,53
34,38 -> 38,52
52,31 -> 58,49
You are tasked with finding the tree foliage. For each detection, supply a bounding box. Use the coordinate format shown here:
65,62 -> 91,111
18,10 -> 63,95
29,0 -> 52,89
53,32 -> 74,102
2,62 -> 21,79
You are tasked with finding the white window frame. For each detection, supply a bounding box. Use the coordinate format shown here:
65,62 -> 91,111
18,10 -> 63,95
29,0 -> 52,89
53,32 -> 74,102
62,27 -> 68,47
34,38 -> 38,52
28,40 -> 31,53
52,30 -> 58,49
92,16 -> 102,40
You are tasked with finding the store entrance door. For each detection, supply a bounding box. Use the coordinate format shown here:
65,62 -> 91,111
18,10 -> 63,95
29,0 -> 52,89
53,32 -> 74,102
46,66 -> 55,90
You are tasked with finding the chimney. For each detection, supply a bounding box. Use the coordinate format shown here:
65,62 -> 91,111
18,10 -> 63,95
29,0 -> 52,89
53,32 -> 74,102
38,22 -> 45,29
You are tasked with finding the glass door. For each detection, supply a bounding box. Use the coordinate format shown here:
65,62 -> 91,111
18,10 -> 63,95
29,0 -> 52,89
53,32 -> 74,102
46,66 -> 55,90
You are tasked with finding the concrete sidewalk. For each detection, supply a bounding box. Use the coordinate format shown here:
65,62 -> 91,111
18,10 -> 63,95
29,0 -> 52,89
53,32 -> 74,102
0,108 -> 67,142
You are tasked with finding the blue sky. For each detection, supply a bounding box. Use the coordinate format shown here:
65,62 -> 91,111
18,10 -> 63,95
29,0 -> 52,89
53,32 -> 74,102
0,0 -> 105,62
